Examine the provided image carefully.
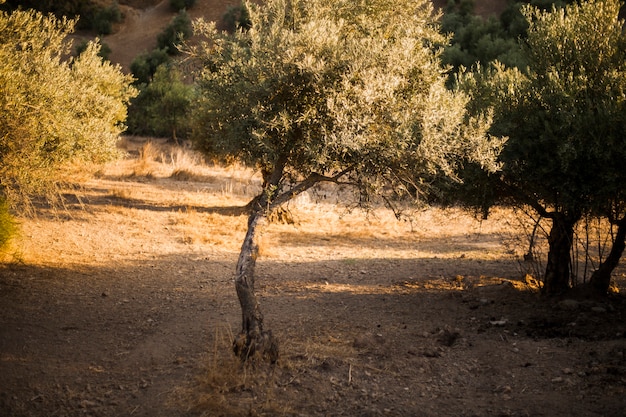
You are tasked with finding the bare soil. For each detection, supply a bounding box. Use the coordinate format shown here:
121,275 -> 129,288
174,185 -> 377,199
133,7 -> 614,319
1,140 -> 625,417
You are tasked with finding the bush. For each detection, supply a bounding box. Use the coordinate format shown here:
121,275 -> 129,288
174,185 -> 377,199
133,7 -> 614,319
0,9 -> 136,208
218,3 -> 251,33
157,9 -> 192,54
440,0 -> 525,77
127,64 -> 193,140
169,0 -> 196,12
75,39 -> 112,61
130,48 -> 170,85
77,2 -> 123,35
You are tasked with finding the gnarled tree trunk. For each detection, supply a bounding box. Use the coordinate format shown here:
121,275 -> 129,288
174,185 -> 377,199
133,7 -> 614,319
543,212 -> 580,295
232,207 -> 279,363
589,215 -> 626,295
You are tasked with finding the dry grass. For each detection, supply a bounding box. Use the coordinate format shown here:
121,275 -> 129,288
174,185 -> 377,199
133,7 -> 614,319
81,137 -> 529,266
108,137 -> 262,197
176,325 -> 293,417
9,136 -> 567,278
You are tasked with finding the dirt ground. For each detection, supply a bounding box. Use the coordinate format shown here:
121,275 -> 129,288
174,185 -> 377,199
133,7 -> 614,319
1,140 -> 625,417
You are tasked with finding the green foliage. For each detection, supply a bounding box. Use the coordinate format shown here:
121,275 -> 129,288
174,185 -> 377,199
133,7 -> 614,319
0,0 -> 84,17
218,3 -> 251,33
84,2 -> 123,35
0,9 -> 136,207
1,1 -> 124,35
75,39 -> 112,61
169,0 -> 196,12
440,0 -> 576,75
127,64 -> 194,140
157,9 -> 192,54
0,198 -> 16,251
130,48 -> 170,85
441,0 -> 526,73
459,0 -> 626,212
495,0 -> 626,214
189,0 -> 500,209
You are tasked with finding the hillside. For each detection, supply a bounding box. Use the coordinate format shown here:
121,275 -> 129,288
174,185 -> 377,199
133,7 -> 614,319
100,0 -> 510,72
103,0 -> 240,71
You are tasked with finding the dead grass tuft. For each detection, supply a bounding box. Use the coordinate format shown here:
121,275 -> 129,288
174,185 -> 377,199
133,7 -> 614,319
170,169 -> 201,182
178,326 -> 293,417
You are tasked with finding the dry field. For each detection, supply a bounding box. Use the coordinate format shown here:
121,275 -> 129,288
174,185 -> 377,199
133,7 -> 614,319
0,139 -> 625,417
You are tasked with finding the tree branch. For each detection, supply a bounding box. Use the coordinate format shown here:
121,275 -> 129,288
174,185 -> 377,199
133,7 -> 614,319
269,166 -> 355,210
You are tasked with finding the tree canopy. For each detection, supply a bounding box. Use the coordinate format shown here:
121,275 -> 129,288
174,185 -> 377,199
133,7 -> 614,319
128,64 -> 194,141
191,0 -> 500,201
188,0 -> 501,361
0,8 -> 136,207
441,0 -> 527,74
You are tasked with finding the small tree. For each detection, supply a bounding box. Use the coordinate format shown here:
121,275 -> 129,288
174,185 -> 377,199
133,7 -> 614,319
169,0 -> 196,12
0,9 -> 136,208
189,0 -> 500,361
218,2 -> 251,33
130,48 -> 170,85
460,0 -> 626,295
157,9 -> 192,54
128,64 -> 194,141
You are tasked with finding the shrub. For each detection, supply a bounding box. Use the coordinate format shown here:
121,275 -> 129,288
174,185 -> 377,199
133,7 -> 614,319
127,64 -> 193,140
157,9 -> 192,54
130,48 -> 170,85
75,39 -> 112,60
218,3 -> 251,33
77,2 -> 123,35
0,9 -> 136,208
169,0 -> 196,12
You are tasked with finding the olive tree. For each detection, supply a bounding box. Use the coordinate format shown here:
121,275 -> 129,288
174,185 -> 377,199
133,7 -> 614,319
128,64 -> 194,141
460,0 -> 626,295
0,8 -> 136,207
189,0 -> 501,361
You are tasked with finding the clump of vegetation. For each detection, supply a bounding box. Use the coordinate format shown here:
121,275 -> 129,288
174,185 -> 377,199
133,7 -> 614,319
75,39 -> 112,60
128,7 -> 194,140
218,2 -> 251,33
127,64 -> 194,142
77,1 -> 123,35
441,0 -> 526,75
169,0 -> 195,12
157,9 -> 192,54
130,48 -> 170,85
0,0 -> 124,35
0,9 -> 136,211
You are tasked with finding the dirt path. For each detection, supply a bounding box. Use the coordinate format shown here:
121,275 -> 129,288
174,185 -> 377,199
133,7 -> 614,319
1,145 -> 625,416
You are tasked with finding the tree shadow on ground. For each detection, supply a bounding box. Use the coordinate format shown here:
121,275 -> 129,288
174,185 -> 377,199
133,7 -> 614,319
1,253 -> 625,417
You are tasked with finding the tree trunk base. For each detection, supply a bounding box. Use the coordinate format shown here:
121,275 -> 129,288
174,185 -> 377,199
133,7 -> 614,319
233,330 -> 279,363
